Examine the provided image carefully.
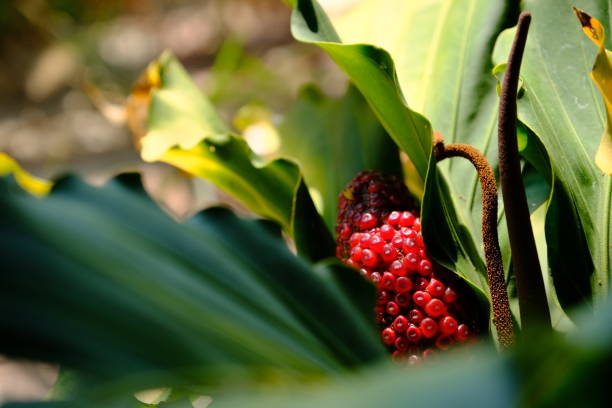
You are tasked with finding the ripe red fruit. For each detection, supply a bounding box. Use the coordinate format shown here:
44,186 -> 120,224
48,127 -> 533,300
412,291 -> 432,307
382,328 -> 396,345
336,170 -> 478,360
440,316 -> 458,335
420,318 -> 438,338
424,298 -> 446,318
426,278 -> 446,298
393,315 -> 408,332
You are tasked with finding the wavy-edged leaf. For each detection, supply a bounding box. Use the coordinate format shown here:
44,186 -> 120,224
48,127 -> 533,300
127,51 -> 333,261
493,0 -> 612,307
0,174 -> 384,384
575,7 -> 612,174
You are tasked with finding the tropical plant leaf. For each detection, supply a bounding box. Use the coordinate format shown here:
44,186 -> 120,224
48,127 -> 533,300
316,0 -> 516,247
575,7 -> 612,174
21,298 -> 612,408
492,0 -> 612,307
127,51 -> 333,261
289,0 -> 510,308
276,85 -> 402,231
0,174 -> 384,386
291,0 -> 433,182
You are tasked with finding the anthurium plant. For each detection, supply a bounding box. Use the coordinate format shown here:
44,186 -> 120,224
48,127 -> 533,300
1,0 -> 611,407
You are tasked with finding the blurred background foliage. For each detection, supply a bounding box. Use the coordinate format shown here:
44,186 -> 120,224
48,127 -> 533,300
0,0 -> 352,402
0,0 -> 348,216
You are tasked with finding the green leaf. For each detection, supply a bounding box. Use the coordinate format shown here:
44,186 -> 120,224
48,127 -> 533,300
276,85 -> 402,231
0,174 -> 384,383
316,0 -> 516,248
492,0 -> 612,307
290,0 -> 499,304
128,51 -> 333,261
291,0 -> 433,182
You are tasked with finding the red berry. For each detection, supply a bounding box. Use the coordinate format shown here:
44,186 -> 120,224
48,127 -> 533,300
406,325 -> 422,342
400,227 -> 416,239
424,298 -> 446,317
456,324 -> 470,341
413,291 -> 432,307
426,278 -> 445,298
391,234 -> 404,248
370,234 -> 385,252
399,211 -> 415,227
440,316 -> 458,335
359,233 -> 372,248
380,272 -> 395,290
394,292 -> 410,308
404,252 -> 420,271
358,268 -> 369,278
402,238 -> 419,253
393,315 -> 408,332
416,232 -> 424,247
435,335 -> 454,350
418,259 -> 433,276
380,224 -> 395,240
420,318 -> 438,338
389,259 -> 407,276
361,249 -> 378,267
349,232 -> 362,247
413,276 -> 428,291
408,308 -> 424,324
359,212 -> 378,230
349,246 -> 363,263
443,287 -> 458,303
376,290 -> 390,305
370,272 -> 382,284
394,277 -> 412,293
381,244 -> 397,262
339,223 -> 351,240
386,301 -> 399,316
381,328 -> 396,345
395,336 -> 409,351
413,218 -> 421,232
388,211 -> 401,226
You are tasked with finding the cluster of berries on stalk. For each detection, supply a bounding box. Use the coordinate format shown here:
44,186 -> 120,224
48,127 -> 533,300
336,171 -> 476,363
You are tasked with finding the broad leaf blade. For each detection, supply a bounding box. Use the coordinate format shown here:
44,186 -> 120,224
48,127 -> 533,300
493,0 -> 612,307
0,174 -> 384,382
128,51 -> 333,260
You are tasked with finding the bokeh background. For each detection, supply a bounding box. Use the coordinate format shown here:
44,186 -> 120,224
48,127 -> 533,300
0,0 -> 353,402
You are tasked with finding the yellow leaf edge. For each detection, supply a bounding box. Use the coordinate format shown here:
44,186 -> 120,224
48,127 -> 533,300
0,153 -> 52,197
574,7 -> 612,175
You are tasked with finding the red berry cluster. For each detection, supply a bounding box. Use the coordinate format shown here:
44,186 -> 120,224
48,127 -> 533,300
336,171 -> 476,363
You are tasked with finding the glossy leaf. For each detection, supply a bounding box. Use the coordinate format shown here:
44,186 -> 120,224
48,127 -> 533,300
318,0 -> 516,247
127,51 -> 333,260
493,0 -> 612,307
0,174 -> 384,383
292,0 -> 502,302
291,0 -> 433,181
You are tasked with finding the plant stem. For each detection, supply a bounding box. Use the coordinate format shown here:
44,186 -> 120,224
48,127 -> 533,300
498,12 -> 551,331
434,135 -> 514,348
